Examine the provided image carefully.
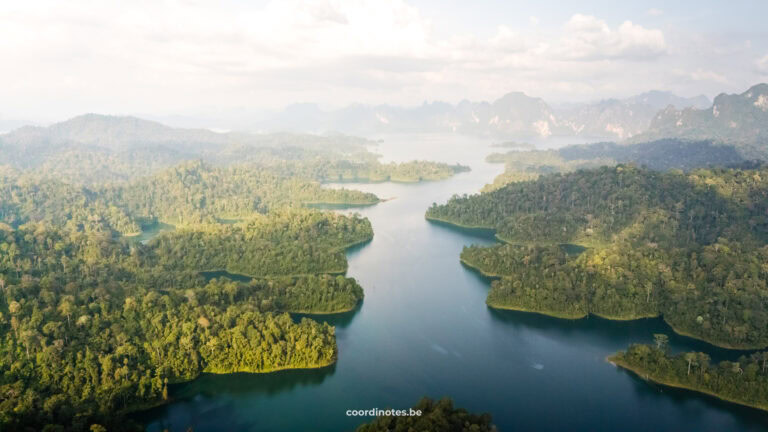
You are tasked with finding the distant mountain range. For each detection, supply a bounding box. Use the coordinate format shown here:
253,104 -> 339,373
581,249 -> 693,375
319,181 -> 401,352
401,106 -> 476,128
631,84 -> 768,156
2,84 -> 766,155
0,114 -> 373,183
256,90 -> 711,139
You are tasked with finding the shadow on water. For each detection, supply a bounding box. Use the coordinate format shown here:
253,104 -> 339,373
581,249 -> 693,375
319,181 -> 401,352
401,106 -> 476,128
292,301 -> 363,329
560,243 -> 587,255
459,261 -> 500,283
137,365 -> 337,432
343,238 -> 373,257
200,270 -> 253,283
178,364 -> 337,399
616,366 -> 768,429
425,218 -> 497,242
487,307 -> 754,362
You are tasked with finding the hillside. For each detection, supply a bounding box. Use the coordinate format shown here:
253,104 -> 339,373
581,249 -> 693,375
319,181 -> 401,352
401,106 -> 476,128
634,83 -> 768,156
257,90 -> 709,140
428,165 -> 768,348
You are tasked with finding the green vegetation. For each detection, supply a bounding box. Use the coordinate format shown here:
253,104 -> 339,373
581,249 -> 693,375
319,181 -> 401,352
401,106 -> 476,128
0,114 -> 469,187
0,208 -> 370,430
150,210 -> 373,276
482,149 -> 613,191
0,161 -> 378,233
354,397 -> 494,432
611,341 -> 768,412
321,160 -> 470,183
429,164 -> 768,348
634,83 -> 768,157
482,139 -> 746,192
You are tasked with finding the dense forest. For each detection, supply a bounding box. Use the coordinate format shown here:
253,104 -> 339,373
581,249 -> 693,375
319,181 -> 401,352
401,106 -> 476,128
150,209 -> 373,276
354,397 -> 495,432
0,161 -> 378,233
611,340 -> 768,412
429,164 -> 768,348
0,208 -> 370,430
482,139 -> 748,192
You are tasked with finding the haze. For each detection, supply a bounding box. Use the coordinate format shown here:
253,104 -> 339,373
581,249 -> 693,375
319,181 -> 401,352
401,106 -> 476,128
1,0 -> 768,127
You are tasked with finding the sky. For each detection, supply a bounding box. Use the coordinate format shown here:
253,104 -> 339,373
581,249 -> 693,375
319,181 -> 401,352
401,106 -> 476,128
1,0 -> 768,123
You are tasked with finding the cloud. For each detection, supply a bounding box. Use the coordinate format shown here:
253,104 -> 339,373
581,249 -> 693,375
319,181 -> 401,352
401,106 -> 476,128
647,8 -> 663,16
557,14 -> 666,61
758,54 -> 768,74
673,68 -> 728,83
0,1 -> 757,121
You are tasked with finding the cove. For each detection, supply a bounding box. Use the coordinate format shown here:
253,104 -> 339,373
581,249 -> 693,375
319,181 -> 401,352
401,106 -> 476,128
134,134 -> 768,432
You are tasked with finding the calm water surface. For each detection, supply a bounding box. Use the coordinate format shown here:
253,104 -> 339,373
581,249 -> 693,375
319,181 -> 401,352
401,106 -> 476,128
137,134 -> 768,431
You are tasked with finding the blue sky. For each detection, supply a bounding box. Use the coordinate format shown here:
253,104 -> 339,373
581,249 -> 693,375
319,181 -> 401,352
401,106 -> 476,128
1,0 -> 767,122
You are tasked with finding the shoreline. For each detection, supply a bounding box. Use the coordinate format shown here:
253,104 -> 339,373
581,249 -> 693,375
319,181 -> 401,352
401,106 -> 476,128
609,356 -> 768,413
287,300 -> 361,315
124,359 -> 337,417
443,216 -> 765,350
486,301 -> 587,320
424,214 -> 497,231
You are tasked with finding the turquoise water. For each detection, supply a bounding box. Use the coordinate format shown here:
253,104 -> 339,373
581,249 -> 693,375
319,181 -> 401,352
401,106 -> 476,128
136,134 -> 768,431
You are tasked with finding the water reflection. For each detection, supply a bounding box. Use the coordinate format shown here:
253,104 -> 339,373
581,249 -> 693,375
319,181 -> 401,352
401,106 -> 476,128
139,365 -> 337,432
293,302 -> 363,329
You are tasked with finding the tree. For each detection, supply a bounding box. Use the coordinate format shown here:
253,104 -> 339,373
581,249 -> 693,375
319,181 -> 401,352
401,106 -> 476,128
653,334 -> 669,352
684,352 -> 697,376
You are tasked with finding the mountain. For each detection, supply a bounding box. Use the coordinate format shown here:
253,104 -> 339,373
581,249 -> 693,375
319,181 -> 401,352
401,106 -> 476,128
0,114 -> 375,183
0,113 -> 232,153
625,90 -> 711,111
555,92 -> 710,140
257,90 -> 710,140
634,84 -> 768,155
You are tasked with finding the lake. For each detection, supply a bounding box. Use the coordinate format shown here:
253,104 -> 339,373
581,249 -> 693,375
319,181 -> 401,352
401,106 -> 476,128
137,134 -> 768,431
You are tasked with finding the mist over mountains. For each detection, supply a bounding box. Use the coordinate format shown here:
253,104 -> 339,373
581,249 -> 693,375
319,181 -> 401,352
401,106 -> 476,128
633,84 -> 768,155
2,84 -> 766,163
255,89 -> 711,139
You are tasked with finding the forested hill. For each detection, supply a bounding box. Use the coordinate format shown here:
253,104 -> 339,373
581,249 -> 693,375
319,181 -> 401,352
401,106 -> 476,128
0,114 -> 469,185
480,138 -> 750,193
0,160 -> 379,234
0,209 -> 371,430
428,165 -> 768,348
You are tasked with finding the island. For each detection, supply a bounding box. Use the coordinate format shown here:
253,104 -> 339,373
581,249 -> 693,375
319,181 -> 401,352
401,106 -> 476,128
610,339 -> 768,412
354,397 -> 495,432
427,164 -> 768,349
0,208 -> 371,430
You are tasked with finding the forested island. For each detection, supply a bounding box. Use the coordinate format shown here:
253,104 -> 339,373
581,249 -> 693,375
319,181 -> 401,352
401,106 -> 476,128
610,340 -> 768,412
0,160 -> 378,234
0,209 -> 371,430
0,113 -> 485,430
354,397 -> 495,432
428,164 -> 768,349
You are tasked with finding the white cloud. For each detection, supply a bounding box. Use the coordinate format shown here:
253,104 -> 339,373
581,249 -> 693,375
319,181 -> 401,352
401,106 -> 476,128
557,14 -> 666,60
647,8 -> 664,16
0,1 -> 757,121
673,68 -> 728,83
758,54 -> 768,74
